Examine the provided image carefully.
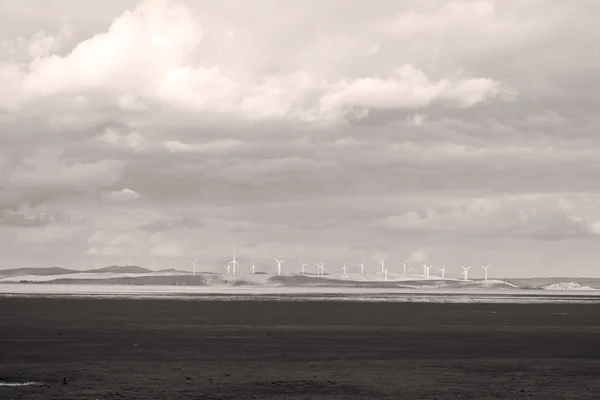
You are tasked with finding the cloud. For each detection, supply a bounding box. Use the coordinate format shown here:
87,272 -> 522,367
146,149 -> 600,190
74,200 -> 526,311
104,188 -> 140,202
0,207 -> 63,227
373,195 -> 600,240
138,216 -> 204,232
7,148 -> 125,191
98,128 -> 146,151
408,113 -> 427,126
318,65 -> 500,121
408,248 -> 427,263
0,0 -> 504,125
366,44 -> 379,55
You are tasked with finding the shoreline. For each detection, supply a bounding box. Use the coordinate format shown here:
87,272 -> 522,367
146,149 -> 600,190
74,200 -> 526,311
0,283 -> 598,303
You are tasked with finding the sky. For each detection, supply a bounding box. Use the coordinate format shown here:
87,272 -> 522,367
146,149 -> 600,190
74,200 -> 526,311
1,0 -> 600,278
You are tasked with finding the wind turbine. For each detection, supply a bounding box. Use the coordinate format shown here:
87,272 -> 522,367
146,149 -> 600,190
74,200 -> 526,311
422,264 -> 428,277
250,261 -> 257,275
384,268 -> 388,281
341,262 -> 348,276
358,261 -> 364,275
424,265 -> 432,279
314,262 -> 324,276
188,258 -> 199,276
461,266 -> 472,281
481,264 -> 491,281
401,260 -> 408,275
439,265 -> 447,279
380,258 -> 385,272
152,260 -> 157,276
274,258 -> 285,275
300,262 -> 307,275
228,254 -> 239,275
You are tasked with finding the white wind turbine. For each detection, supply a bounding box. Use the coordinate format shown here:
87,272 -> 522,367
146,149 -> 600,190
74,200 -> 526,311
461,266 -> 472,281
314,262 -> 324,276
380,258 -> 385,272
384,268 -> 388,281
300,262 -> 307,275
188,258 -> 199,276
421,264 -> 428,277
341,262 -> 348,276
358,261 -> 365,275
228,254 -> 239,275
439,265 -> 447,279
401,260 -> 408,275
424,265 -> 432,279
481,264 -> 491,281
152,260 -> 157,276
274,258 -> 285,275
250,261 -> 257,275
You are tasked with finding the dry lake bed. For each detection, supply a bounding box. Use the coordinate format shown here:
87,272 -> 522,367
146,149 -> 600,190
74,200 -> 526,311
0,294 -> 599,399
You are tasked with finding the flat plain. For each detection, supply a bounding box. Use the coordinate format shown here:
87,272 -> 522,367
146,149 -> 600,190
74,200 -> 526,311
0,297 -> 599,399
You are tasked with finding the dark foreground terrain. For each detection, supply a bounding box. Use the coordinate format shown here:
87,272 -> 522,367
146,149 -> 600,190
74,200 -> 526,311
0,297 -> 598,399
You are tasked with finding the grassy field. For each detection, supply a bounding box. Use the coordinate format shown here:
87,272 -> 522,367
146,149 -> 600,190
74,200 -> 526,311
0,298 -> 599,399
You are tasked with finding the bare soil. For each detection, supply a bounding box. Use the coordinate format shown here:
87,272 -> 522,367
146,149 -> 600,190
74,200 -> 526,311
0,298 -> 598,399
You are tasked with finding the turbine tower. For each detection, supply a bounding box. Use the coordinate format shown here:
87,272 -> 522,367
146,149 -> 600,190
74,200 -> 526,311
152,260 -> 157,276
401,260 -> 408,275
314,262 -> 324,276
250,261 -> 257,275
481,264 -> 491,281
380,258 -> 385,272
461,266 -> 472,281
384,268 -> 388,281
439,265 -> 447,279
188,258 -> 199,276
300,262 -> 307,275
421,264 -> 428,277
424,265 -> 432,279
358,262 -> 364,275
341,262 -> 348,276
274,258 -> 285,275
228,254 -> 239,275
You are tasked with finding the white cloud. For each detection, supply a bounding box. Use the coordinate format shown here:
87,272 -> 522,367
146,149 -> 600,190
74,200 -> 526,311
318,65 -> 500,121
366,44 -> 379,55
0,0 -> 504,124
163,138 -> 239,154
98,128 -> 146,151
408,248 -> 427,263
409,113 -> 427,126
104,188 -> 140,202
373,195 -> 600,240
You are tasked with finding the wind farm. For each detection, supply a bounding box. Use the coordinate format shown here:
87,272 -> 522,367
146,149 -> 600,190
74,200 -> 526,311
1,256 -> 598,295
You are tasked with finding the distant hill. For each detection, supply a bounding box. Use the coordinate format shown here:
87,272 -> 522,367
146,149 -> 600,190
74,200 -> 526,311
0,267 -> 77,278
0,265 -> 162,278
87,265 -> 151,274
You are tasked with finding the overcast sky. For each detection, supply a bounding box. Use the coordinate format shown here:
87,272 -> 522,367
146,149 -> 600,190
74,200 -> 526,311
1,0 -> 599,278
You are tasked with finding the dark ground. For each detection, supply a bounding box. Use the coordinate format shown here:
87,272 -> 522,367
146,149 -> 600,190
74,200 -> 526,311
0,297 -> 598,399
